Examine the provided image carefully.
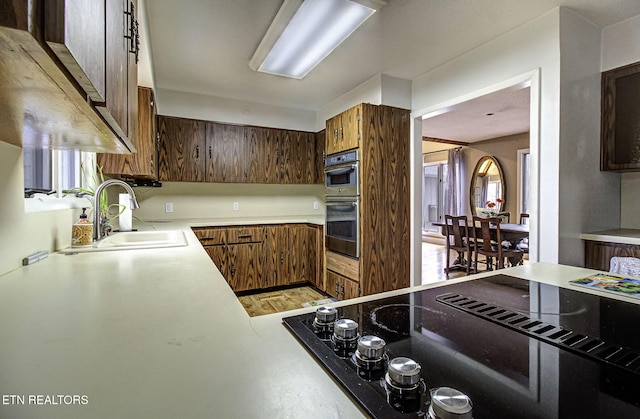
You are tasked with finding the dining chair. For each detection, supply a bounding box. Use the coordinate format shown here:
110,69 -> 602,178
497,211 -> 511,223
516,214 -> 530,261
444,215 -> 474,278
472,216 -> 524,270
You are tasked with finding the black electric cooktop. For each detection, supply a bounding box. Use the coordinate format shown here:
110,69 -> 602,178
282,274 -> 640,418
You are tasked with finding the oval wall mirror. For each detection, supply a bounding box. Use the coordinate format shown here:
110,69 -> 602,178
469,155 -> 506,215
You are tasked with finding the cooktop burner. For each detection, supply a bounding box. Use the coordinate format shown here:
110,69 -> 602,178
282,274 -> 640,418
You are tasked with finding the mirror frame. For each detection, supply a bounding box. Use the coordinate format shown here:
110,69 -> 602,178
469,155 -> 506,215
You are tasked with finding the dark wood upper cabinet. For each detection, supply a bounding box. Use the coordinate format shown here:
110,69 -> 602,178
158,115 -> 319,185
206,122 -> 246,182
95,0 -> 138,143
98,87 -> 157,179
326,104 -> 361,155
0,0 -> 131,152
601,61 -> 640,171
44,0 -> 106,102
157,115 -> 206,182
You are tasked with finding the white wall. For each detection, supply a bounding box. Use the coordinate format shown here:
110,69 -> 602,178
411,9 -> 561,273
411,7 -> 639,278
558,8 -> 621,266
155,88 -> 317,132
132,182 -> 325,221
0,142 -> 77,276
316,74 -> 411,131
602,15 -> 640,229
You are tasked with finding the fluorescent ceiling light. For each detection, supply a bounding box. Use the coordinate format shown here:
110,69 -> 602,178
250,0 -> 386,79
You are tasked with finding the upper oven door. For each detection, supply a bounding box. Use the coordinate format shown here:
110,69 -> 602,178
325,161 -> 359,196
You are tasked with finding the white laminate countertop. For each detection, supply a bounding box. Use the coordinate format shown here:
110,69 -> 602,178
580,228 -> 640,246
0,221 -> 634,419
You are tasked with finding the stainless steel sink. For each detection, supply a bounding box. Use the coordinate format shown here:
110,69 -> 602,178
61,230 -> 188,253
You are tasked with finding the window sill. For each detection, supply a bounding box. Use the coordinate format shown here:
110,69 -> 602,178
24,195 -> 93,213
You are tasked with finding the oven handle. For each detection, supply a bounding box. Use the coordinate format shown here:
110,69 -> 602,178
326,200 -> 359,208
324,162 -> 358,174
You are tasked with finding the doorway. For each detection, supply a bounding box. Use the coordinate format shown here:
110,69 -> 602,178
413,72 -> 539,286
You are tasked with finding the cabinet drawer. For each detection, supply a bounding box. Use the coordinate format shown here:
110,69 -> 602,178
227,226 -> 265,243
326,251 -> 359,281
192,227 -> 226,245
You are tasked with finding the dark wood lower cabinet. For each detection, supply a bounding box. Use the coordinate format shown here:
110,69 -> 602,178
584,240 -> 640,271
227,242 -> 264,292
195,224 -> 322,293
325,270 -> 359,300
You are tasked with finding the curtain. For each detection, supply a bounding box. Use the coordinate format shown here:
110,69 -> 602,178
444,148 -> 465,216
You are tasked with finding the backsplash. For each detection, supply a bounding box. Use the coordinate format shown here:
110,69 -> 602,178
131,181 -> 326,221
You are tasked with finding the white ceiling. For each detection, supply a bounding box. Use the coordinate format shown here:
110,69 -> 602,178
143,0 -> 640,141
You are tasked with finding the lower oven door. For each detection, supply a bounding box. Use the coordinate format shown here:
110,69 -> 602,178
325,197 -> 359,259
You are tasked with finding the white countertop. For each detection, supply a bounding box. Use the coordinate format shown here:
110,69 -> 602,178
0,221 -> 633,418
581,228 -> 640,246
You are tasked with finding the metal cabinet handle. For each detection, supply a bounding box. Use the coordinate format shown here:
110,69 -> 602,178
238,234 -> 252,239
209,145 -> 212,159
124,2 -> 140,63
230,265 -> 235,277
280,251 -> 285,263
196,145 -> 200,158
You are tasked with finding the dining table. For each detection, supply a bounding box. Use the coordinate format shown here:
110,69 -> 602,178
433,220 -> 529,272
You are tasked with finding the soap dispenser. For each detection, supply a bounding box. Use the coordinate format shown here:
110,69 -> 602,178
72,208 -> 93,247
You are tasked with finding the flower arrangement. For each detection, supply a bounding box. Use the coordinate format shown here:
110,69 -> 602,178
480,198 -> 504,218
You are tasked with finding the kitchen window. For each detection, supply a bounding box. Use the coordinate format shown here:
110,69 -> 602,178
23,148 -> 96,213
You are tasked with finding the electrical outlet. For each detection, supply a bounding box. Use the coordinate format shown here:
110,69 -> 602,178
233,202 -> 239,211
313,201 -> 319,210
165,202 -> 174,213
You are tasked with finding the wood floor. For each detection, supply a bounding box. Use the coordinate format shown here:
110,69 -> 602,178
237,286 -> 331,317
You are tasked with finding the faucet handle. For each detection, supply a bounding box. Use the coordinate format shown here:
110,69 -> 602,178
101,222 -> 113,237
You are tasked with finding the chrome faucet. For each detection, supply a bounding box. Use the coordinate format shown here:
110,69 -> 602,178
93,179 -> 140,241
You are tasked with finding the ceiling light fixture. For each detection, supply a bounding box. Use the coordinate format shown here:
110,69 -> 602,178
250,0 -> 386,79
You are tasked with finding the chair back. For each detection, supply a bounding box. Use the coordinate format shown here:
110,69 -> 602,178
444,215 -> 468,249
497,212 -> 511,223
519,213 -> 529,224
472,216 -> 502,252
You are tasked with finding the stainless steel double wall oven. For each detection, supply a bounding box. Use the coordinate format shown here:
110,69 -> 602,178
324,150 -> 360,259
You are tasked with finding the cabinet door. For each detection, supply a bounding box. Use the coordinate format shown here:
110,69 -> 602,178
206,122 -> 245,182
245,126 -> 265,183
96,0 -> 131,140
203,245 -> 227,276
340,104 -> 361,151
44,0 -> 106,102
157,116 -> 206,182
325,270 -> 359,300
98,86 -> 156,178
342,277 -> 360,300
325,114 -> 340,155
584,240 -> 640,271
289,225 -> 310,284
227,242 -> 264,292
315,130 -> 325,184
284,131 -> 315,184
325,270 -> 339,299
265,226 -> 289,288
307,225 -> 322,289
